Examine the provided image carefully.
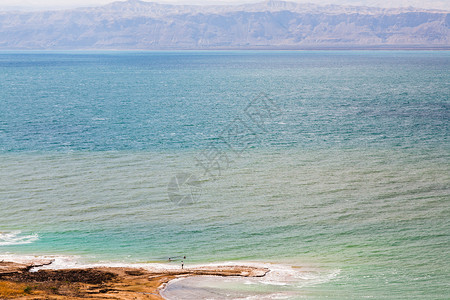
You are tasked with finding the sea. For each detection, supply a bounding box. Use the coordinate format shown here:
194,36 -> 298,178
0,51 -> 448,299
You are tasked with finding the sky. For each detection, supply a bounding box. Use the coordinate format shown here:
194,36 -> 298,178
0,0 -> 448,10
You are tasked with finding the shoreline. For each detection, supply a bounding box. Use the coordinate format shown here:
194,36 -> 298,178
0,260 -> 269,299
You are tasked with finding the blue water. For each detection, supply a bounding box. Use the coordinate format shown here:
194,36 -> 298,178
0,51 -> 449,299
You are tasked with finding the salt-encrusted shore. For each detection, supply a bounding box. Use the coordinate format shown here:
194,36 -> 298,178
0,260 -> 269,299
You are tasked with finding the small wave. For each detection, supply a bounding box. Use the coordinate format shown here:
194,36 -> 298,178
241,294 -> 292,300
251,263 -> 340,287
0,231 -> 38,246
30,256 -> 187,271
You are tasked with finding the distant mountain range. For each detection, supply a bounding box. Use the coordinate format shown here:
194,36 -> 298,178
0,0 -> 448,50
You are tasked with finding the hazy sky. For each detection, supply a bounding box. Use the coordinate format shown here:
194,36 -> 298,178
0,0 -> 448,10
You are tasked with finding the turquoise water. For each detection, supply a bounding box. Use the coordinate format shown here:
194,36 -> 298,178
0,51 -> 449,298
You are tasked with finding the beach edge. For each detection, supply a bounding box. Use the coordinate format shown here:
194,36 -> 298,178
0,260 -> 270,299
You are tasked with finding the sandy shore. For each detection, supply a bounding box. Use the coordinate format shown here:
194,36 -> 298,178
0,260 -> 269,299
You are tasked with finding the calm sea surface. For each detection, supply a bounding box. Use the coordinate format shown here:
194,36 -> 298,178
0,51 -> 449,299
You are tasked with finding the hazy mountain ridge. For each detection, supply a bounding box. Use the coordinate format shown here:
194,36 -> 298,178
0,0 -> 448,49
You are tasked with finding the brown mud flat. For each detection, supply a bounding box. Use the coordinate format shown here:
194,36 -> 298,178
0,261 -> 269,299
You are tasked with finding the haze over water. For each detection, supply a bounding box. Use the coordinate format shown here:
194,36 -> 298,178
0,51 -> 449,299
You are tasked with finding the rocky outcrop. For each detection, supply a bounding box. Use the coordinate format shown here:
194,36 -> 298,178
0,260 -> 54,276
148,265 -> 269,278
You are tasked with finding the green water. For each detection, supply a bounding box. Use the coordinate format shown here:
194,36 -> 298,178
0,51 -> 449,298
